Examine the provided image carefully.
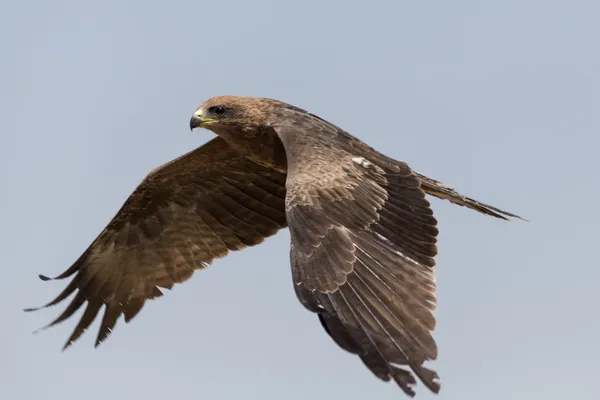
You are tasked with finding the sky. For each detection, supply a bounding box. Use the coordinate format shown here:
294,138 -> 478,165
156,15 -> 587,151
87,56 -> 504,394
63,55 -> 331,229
1,1 -> 599,399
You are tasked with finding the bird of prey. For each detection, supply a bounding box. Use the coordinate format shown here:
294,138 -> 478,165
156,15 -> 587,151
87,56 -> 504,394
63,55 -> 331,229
27,96 -> 522,397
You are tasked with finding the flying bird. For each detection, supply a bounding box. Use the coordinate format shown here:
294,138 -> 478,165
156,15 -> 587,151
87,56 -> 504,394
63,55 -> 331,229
27,96 -> 522,397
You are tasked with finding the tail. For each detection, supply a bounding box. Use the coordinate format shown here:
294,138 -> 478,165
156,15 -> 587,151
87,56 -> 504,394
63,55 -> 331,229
414,172 -> 526,221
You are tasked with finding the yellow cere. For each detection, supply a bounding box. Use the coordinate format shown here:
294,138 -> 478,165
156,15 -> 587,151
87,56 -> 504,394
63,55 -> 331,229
194,109 -> 220,125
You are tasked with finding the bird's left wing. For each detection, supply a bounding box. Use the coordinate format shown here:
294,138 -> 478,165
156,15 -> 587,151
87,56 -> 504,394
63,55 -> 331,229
272,112 -> 441,396
26,137 -> 287,349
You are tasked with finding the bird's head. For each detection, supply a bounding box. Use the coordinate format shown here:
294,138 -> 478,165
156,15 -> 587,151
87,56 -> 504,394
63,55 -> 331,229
189,96 -> 278,133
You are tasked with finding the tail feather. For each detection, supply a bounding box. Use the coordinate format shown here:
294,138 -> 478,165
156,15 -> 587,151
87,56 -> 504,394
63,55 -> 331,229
414,172 -> 526,221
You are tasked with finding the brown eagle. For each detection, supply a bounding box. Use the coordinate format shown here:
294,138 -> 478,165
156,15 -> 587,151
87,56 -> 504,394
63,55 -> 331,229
27,96 -> 522,396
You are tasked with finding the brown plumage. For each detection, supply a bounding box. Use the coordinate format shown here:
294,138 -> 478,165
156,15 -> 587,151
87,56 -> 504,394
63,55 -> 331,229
27,95 -> 523,397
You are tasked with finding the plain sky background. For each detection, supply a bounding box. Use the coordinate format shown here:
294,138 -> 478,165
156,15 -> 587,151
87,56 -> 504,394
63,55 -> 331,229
1,1 -> 598,399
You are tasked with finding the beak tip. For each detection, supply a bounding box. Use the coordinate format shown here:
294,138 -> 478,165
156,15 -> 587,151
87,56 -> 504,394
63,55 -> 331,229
189,115 -> 200,131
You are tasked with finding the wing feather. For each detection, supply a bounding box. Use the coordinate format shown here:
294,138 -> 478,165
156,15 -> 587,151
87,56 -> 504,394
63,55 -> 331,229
273,117 -> 441,395
27,137 -> 287,348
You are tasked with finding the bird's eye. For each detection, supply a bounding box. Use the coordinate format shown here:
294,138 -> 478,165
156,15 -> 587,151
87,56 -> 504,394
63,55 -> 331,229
209,106 -> 226,115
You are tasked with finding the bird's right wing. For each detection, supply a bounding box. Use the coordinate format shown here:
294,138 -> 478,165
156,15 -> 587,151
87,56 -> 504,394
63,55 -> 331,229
26,137 -> 287,349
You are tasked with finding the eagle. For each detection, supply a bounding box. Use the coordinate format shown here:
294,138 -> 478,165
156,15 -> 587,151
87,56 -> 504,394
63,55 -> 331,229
27,96 -> 522,396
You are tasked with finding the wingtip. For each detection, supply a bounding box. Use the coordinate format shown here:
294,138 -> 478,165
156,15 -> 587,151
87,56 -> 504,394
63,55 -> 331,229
391,367 -> 417,397
410,364 -> 441,394
94,339 -> 103,349
39,274 -> 52,281
62,340 -> 74,352
32,327 -> 45,335
32,322 -> 53,335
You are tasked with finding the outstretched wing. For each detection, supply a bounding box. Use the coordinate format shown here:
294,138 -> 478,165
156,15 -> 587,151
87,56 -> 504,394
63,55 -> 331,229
27,137 -> 287,349
272,112 -> 441,396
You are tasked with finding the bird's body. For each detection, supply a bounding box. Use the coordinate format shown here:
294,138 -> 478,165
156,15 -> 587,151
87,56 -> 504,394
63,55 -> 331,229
28,96 -> 522,397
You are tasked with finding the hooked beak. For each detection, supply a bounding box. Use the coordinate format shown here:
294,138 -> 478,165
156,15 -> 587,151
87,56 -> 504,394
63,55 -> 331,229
189,109 -> 219,131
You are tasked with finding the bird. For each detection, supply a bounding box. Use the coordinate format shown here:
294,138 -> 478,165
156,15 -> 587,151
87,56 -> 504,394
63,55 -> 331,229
26,95 -> 523,397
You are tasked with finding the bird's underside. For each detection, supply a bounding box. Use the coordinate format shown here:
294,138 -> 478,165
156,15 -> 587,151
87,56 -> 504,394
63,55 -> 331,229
27,96 -> 522,397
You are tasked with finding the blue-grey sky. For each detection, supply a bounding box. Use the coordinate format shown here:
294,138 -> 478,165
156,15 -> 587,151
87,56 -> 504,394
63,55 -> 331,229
2,1 -> 598,399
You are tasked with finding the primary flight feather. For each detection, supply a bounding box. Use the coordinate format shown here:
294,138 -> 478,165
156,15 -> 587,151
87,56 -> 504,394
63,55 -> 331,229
27,96 -> 523,397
